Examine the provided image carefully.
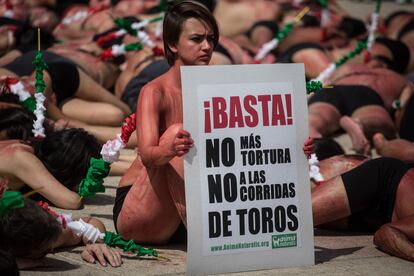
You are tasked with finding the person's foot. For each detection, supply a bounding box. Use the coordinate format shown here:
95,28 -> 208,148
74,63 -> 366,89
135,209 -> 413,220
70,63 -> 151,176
373,133 -> 387,155
339,116 -> 371,155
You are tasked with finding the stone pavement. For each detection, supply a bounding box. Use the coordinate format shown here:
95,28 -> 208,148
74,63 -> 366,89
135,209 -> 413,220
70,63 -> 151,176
20,1 -> 414,275
20,175 -> 414,276
20,136 -> 414,276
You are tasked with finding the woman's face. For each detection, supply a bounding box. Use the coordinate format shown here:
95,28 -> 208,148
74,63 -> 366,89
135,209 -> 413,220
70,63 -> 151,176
171,18 -> 215,66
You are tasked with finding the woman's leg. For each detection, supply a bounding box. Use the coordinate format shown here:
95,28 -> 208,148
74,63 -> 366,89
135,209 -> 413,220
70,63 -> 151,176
308,102 -> 342,137
61,99 -> 125,126
373,133 -> 414,162
312,176 -> 351,227
75,69 -> 131,115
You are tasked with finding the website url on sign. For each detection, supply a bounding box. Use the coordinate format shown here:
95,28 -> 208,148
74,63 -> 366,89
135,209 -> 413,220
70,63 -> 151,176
210,241 -> 270,252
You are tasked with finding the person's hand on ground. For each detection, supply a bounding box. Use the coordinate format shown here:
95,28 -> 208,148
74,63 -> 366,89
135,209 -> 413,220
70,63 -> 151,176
81,243 -> 122,267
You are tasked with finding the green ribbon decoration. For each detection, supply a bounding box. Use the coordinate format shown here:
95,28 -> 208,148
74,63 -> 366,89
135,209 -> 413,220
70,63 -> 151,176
103,231 -> 158,257
78,158 -> 110,197
0,191 -> 25,217
114,18 -> 137,36
22,96 -> 36,113
276,22 -> 294,41
306,81 -> 323,94
32,51 -> 48,93
334,41 -> 367,67
125,42 -> 143,52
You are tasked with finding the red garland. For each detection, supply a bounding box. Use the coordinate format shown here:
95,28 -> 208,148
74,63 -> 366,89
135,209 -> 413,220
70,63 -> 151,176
37,201 -> 67,228
96,32 -> 118,46
364,51 -> 371,64
37,201 -> 59,217
120,113 -> 137,144
5,77 -> 18,86
152,46 -> 164,57
5,0 -> 12,10
100,49 -> 114,61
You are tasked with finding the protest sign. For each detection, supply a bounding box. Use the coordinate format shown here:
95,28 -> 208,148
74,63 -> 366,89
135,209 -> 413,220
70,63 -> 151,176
182,64 -> 314,275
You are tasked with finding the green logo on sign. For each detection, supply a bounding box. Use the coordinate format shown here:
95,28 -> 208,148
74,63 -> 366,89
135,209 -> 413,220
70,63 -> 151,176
271,233 -> 297,249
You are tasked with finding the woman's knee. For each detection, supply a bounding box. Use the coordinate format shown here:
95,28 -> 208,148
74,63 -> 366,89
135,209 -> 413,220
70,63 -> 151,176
102,106 -> 125,126
117,214 -> 181,244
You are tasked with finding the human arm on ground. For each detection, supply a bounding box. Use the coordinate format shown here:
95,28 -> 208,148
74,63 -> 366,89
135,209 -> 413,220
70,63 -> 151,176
53,216 -> 122,267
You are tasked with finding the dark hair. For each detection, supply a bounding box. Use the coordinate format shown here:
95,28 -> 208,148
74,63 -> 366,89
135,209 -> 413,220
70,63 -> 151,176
0,107 -> 36,140
337,17 -> 367,39
163,0 -> 219,65
314,137 -> 345,161
0,199 -> 62,258
32,128 -> 102,190
0,79 -> 21,105
0,250 -> 19,276
374,37 -> 410,73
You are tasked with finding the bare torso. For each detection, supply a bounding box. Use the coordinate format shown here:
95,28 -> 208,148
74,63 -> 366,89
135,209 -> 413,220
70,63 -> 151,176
393,168 -> 414,221
214,0 -> 280,37
332,65 -> 408,111
117,68 -> 186,243
47,44 -> 119,88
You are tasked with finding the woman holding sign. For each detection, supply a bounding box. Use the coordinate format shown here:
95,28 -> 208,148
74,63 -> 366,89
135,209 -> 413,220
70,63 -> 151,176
113,0 -> 218,244
113,0 -> 314,244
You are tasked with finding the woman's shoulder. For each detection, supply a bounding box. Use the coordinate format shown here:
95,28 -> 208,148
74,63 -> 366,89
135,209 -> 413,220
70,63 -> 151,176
0,140 -> 32,155
141,69 -> 173,94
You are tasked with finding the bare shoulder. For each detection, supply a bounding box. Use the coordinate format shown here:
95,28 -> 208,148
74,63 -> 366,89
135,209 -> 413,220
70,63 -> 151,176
140,69 -> 173,97
0,140 -> 32,154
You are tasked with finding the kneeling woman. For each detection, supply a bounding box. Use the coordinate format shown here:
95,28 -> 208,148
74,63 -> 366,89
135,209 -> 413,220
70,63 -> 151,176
113,1 -> 314,244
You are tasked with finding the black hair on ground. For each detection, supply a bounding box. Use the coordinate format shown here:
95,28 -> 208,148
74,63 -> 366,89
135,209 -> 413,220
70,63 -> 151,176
32,128 -> 102,191
0,199 -> 62,258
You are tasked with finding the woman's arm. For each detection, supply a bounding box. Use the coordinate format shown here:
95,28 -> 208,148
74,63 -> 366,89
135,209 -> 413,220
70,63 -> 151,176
4,145 -> 81,209
53,216 -> 122,267
136,83 -> 193,167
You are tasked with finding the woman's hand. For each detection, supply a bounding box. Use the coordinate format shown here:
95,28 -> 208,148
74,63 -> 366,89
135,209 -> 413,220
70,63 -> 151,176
303,137 -> 315,158
172,129 -> 194,157
159,124 -> 194,158
81,243 -> 122,267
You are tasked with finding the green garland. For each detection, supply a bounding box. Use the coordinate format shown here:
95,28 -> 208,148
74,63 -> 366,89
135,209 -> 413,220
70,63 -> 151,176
125,42 -> 143,52
32,51 -> 48,93
22,97 -> 37,113
149,15 -> 164,23
306,81 -> 324,94
78,158 -> 110,197
0,191 -> 25,217
319,0 -> 328,8
114,18 -> 137,36
103,231 -> 158,257
375,0 -> 381,13
276,22 -> 294,40
334,41 -> 367,67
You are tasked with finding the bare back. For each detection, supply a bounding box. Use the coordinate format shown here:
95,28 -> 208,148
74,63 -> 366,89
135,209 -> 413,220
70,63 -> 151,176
333,66 -> 409,110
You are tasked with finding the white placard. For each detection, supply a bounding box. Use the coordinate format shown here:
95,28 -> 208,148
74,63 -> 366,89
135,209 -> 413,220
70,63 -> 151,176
182,64 -> 314,275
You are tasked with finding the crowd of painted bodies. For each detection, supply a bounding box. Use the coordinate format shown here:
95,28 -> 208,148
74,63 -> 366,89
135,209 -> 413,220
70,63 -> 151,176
1,0 -> 414,272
